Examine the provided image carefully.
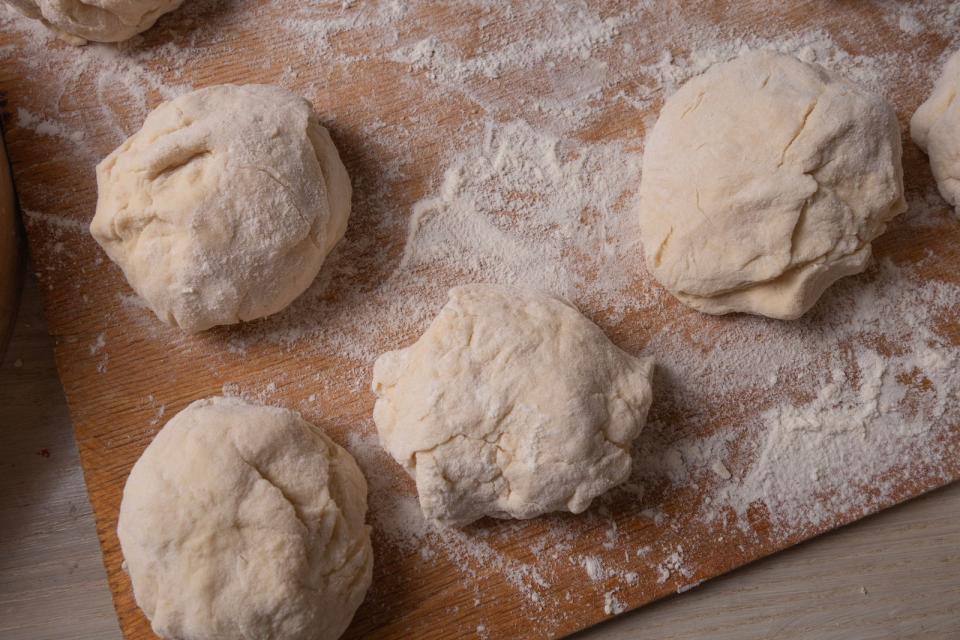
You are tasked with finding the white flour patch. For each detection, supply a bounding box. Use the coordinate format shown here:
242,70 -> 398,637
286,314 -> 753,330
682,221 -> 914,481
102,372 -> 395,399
603,590 -> 627,615
22,210 -> 89,233
654,547 -> 693,585
89,333 -> 106,355
581,556 -> 606,582
17,108 -> 85,144
390,10 -> 626,82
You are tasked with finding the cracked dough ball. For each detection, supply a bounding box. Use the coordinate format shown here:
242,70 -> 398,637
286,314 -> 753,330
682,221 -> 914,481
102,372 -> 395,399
91,84 -> 351,332
118,397 -> 373,640
638,51 -> 906,319
371,284 -> 655,527
912,49 -> 960,210
3,0 -> 184,44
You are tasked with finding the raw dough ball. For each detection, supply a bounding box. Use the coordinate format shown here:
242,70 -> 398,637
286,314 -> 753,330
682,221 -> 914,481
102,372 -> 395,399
117,397 -> 373,640
638,51 -> 906,319
912,49 -> 960,209
91,84 -> 351,332
3,0 -> 184,44
371,284 -> 655,527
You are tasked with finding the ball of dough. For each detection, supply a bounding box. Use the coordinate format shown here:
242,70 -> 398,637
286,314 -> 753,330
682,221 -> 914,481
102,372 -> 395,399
117,397 -> 373,640
91,84 -> 351,332
912,49 -> 960,209
638,51 -> 906,319
371,284 -> 655,527
3,0 -> 184,44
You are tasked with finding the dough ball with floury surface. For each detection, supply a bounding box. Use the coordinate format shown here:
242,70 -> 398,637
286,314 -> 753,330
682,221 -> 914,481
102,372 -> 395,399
372,284 -> 655,527
91,84 -> 351,333
117,396 -> 373,640
638,51 -> 906,319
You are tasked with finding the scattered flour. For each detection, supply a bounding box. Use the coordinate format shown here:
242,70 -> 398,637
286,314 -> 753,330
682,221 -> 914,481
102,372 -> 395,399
884,1 -> 960,38
397,118 -> 644,315
631,259 -> 960,534
581,556 -> 606,582
2,0 -> 959,632
655,547 -> 693,585
21,209 -> 88,233
17,108 -> 85,144
389,8 -> 627,82
603,590 -> 627,615
89,332 -> 106,355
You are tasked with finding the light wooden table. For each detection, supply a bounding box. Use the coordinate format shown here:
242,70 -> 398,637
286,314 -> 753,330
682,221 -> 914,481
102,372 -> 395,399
0,274 -> 958,640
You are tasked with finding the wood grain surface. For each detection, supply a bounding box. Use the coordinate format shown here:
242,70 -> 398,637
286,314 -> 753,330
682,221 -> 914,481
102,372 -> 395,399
0,2 -> 958,639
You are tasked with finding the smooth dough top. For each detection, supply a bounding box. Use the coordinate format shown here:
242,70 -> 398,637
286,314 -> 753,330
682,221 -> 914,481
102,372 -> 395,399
3,0 -> 184,43
911,49 -> 960,208
638,50 -> 906,319
117,396 -> 373,640
91,84 -> 351,332
372,284 -> 655,527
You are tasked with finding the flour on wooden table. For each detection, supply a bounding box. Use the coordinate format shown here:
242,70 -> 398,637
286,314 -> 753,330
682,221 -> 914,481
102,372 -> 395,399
3,0 -> 960,626
603,590 -> 626,615
16,108 -> 85,144
581,556 -> 606,582
21,209 -> 88,233
397,118 -> 644,314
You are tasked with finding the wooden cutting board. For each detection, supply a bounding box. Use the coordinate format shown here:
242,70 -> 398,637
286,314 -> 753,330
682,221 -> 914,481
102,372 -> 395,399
1,1 -> 958,638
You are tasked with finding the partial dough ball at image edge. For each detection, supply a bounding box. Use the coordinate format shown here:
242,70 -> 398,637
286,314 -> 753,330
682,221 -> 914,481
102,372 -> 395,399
911,49 -> 960,210
371,284 -> 655,527
638,50 -> 906,320
117,397 -> 373,640
91,84 -> 351,332
3,0 -> 185,44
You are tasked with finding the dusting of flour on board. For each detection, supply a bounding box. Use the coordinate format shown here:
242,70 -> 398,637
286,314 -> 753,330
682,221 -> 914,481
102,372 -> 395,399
3,0 -> 960,633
